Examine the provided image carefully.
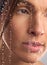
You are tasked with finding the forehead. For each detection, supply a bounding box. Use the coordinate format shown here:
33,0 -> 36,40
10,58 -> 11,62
17,0 -> 47,10
29,0 -> 47,8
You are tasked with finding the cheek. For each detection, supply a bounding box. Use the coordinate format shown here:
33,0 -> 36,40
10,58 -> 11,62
44,22 -> 47,37
43,21 -> 47,46
10,16 -> 29,40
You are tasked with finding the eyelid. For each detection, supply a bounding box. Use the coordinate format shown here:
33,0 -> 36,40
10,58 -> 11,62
16,4 -> 35,15
16,2 -> 35,13
16,6 -> 30,14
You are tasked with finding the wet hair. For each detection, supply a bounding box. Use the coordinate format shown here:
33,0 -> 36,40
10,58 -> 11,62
0,0 -> 18,37
0,0 -> 28,37
0,0 -> 19,51
0,0 -> 27,53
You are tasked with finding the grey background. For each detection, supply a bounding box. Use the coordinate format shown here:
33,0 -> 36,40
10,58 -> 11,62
40,52 -> 47,65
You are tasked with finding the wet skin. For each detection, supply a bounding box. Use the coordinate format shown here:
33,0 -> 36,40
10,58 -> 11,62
5,0 -> 47,65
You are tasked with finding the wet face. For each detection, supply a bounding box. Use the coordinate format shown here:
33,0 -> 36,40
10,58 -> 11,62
6,0 -> 47,63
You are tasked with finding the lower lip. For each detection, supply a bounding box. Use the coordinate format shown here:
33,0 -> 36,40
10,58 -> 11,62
22,43 -> 42,53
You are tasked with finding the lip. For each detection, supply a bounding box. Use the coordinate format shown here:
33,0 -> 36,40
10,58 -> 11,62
22,41 -> 44,53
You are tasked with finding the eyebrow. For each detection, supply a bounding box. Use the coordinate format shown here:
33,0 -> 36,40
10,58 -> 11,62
16,0 -> 34,8
17,0 -> 47,12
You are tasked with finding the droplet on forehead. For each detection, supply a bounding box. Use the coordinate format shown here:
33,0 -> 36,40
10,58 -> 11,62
17,1 -> 27,6
16,0 -> 31,7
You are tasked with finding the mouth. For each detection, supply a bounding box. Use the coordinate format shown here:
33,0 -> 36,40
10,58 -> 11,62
22,41 -> 44,53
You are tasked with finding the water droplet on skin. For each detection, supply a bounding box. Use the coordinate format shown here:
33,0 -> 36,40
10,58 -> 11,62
4,2 -> 8,5
2,8 -> 4,10
2,61 -> 5,64
1,10 -> 3,13
2,4 -> 4,7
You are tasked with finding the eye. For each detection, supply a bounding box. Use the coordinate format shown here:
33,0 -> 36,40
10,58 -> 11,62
16,8 -> 29,14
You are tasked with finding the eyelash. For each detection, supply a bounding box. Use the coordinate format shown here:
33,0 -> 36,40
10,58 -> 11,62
16,8 -> 30,14
16,7 -> 47,17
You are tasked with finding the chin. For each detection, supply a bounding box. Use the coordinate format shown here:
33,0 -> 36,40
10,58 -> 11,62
19,56 -> 38,63
13,46 -> 44,63
17,53 -> 39,63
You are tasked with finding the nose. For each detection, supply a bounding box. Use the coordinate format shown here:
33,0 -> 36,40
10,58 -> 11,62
28,12 -> 44,36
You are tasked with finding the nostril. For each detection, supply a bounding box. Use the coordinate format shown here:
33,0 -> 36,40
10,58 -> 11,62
27,28 -> 44,36
31,31 -> 44,36
28,30 -> 44,36
27,29 -> 37,36
31,31 -> 36,36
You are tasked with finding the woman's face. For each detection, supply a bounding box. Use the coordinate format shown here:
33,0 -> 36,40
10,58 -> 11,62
6,0 -> 47,63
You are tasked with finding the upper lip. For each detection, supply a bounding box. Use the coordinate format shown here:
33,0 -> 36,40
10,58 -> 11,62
23,41 -> 44,46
